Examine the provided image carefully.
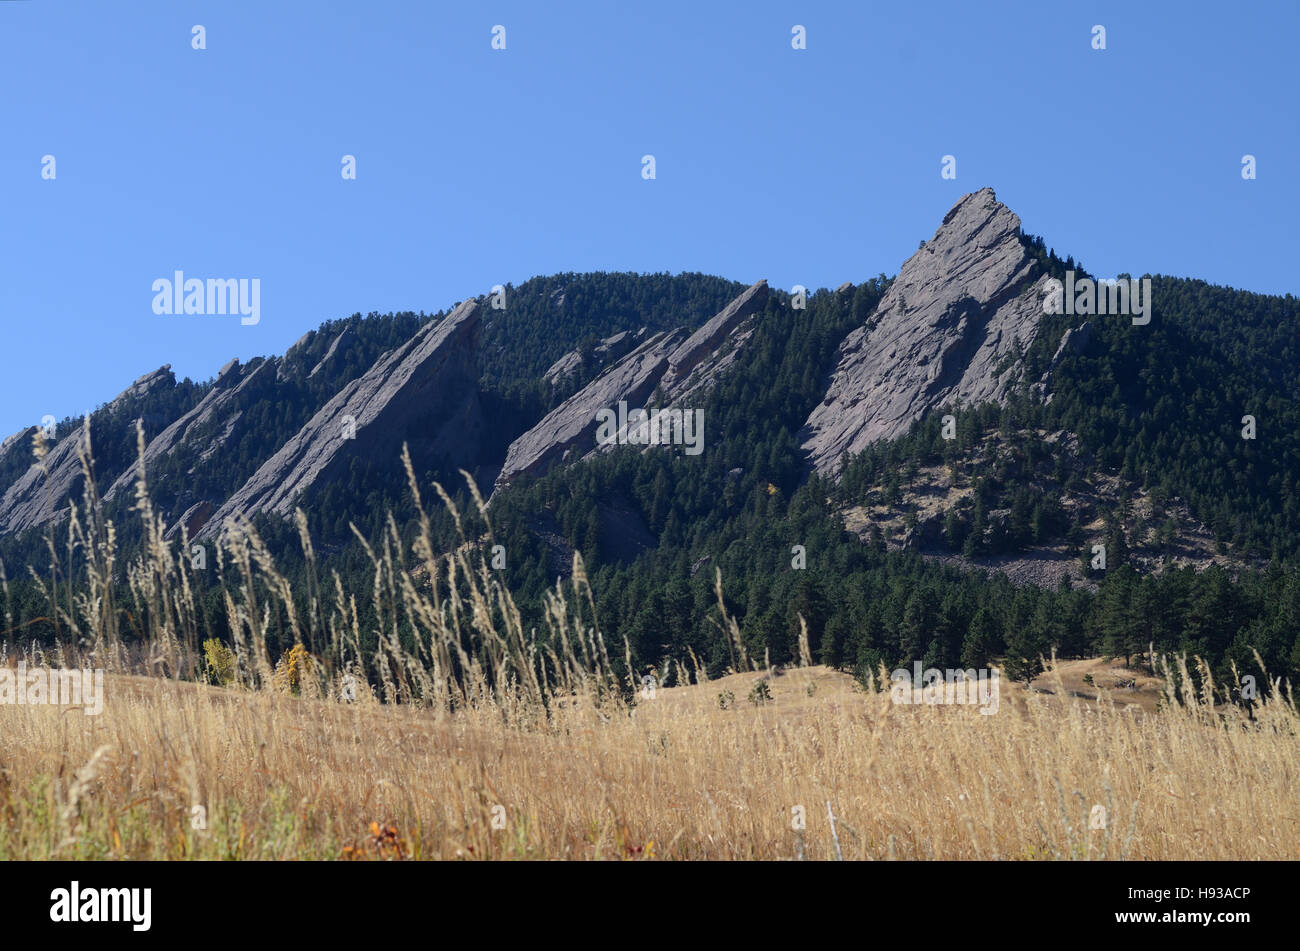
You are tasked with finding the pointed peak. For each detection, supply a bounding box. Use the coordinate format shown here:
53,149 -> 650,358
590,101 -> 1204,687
899,188 -> 1028,288
801,187 -> 1048,471
936,187 -> 1018,237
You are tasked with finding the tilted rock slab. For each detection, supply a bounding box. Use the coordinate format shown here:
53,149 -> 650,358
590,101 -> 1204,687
0,426 -> 37,472
496,329 -> 686,489
801,188 -> 1051,475
495,280 -> 768,490
656,279 -> 768,403
200,300 -> 482,538
101,357 -> 277,509
0,427 -> 88,535
543,330 -> 639,385
0,365 -> 181,535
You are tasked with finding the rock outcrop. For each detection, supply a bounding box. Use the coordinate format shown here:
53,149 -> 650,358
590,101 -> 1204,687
656,279 -> 768,403
107,365 -> 175,412
0,365 -> 185,535
165,499 -> 215,542
0,427 -> 37,470
1034,320 -> 1093,402
543,330 -> 640,385
495,280 -> 768,490
101,357 -> 278,508
309,327 -> 352,379
801,188 -> 1051,474
0,427 -> 87,535
199,300 -> 482,538
497,330 -> 686,488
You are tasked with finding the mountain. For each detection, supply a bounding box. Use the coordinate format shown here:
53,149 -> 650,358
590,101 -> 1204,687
0,273 -> 747,551
2,190 -> 1299,692
801,188 -> 1058,473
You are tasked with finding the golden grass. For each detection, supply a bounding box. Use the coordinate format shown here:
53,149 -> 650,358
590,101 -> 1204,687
0,421 -> 1296,860
0,660 -> 1296,860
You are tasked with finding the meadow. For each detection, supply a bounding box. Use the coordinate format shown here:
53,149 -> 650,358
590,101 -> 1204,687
0,425 -> 1295,860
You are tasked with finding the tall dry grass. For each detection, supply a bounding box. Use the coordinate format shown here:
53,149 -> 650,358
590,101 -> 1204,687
0,421 -> 1295,860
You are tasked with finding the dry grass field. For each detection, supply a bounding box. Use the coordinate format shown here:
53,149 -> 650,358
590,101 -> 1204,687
0,430 -> 1296,860
0,656 -> 1295,861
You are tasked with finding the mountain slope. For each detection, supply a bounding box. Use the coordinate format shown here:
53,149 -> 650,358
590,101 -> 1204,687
200,299 -> 483,539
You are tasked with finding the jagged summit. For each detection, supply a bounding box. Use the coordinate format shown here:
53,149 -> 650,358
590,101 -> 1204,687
0,196 -> 1084,546
800,187 -> 1052,474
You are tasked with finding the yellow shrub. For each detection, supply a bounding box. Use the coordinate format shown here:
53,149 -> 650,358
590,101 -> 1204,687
202,639 -> 237,687
272,643 -> 318,696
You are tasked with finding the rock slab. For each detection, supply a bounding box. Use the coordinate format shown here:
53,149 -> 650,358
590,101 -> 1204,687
801,188 -> 1051,474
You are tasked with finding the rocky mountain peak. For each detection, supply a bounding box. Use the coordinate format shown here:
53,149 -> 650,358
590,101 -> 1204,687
801,188 -> 1051,474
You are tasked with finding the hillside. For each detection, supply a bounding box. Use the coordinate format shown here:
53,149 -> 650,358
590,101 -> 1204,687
0,189 -> 1298,698
838,424 -> 1235,589
0,655 -> 1290,860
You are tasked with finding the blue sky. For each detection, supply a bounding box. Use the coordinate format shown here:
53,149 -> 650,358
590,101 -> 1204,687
1,0 -> 1296,435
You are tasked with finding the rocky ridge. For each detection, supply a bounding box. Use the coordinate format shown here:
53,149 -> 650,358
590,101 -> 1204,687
0,365 -> 184,535
198,300 -> 483,539
494,279 -> 768,490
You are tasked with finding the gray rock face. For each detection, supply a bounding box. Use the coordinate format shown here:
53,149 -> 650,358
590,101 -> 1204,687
0,364 -> 187,535
0,427 -> 87,535
1048,320 -> 1092,368
495,280 -> 768,490
165,499 -> 215,542
0,426 -> 37,469
543,330 -> 639,385
101,357 -> 278,508
199,300 -> 482,538
308,327 -> 352,379
106,365 -> 180,432
801,188 -> 1050,475
497,330 -> 685,489
1033,320 -> 1092,405
657,279 -> 768,402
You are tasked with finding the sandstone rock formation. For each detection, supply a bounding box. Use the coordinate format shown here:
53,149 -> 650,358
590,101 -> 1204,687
0,426 -> 88,535
199,300 -> 482,538
165,499 -> 215,542
0,364 -> 182,535
107,365 -> 175,412
1034,320 -> 1093,403
801,188 -> 1052,475
0,427 -> 37,471
655,279 -> 768,403
101,357 -> 278,510
309,327 -> 352,379
497,330 -> 686,488
543,330 -> 640,385
495,280 -> 768,490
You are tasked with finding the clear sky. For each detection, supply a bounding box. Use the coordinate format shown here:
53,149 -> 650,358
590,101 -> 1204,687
1,0 -> 1295,435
